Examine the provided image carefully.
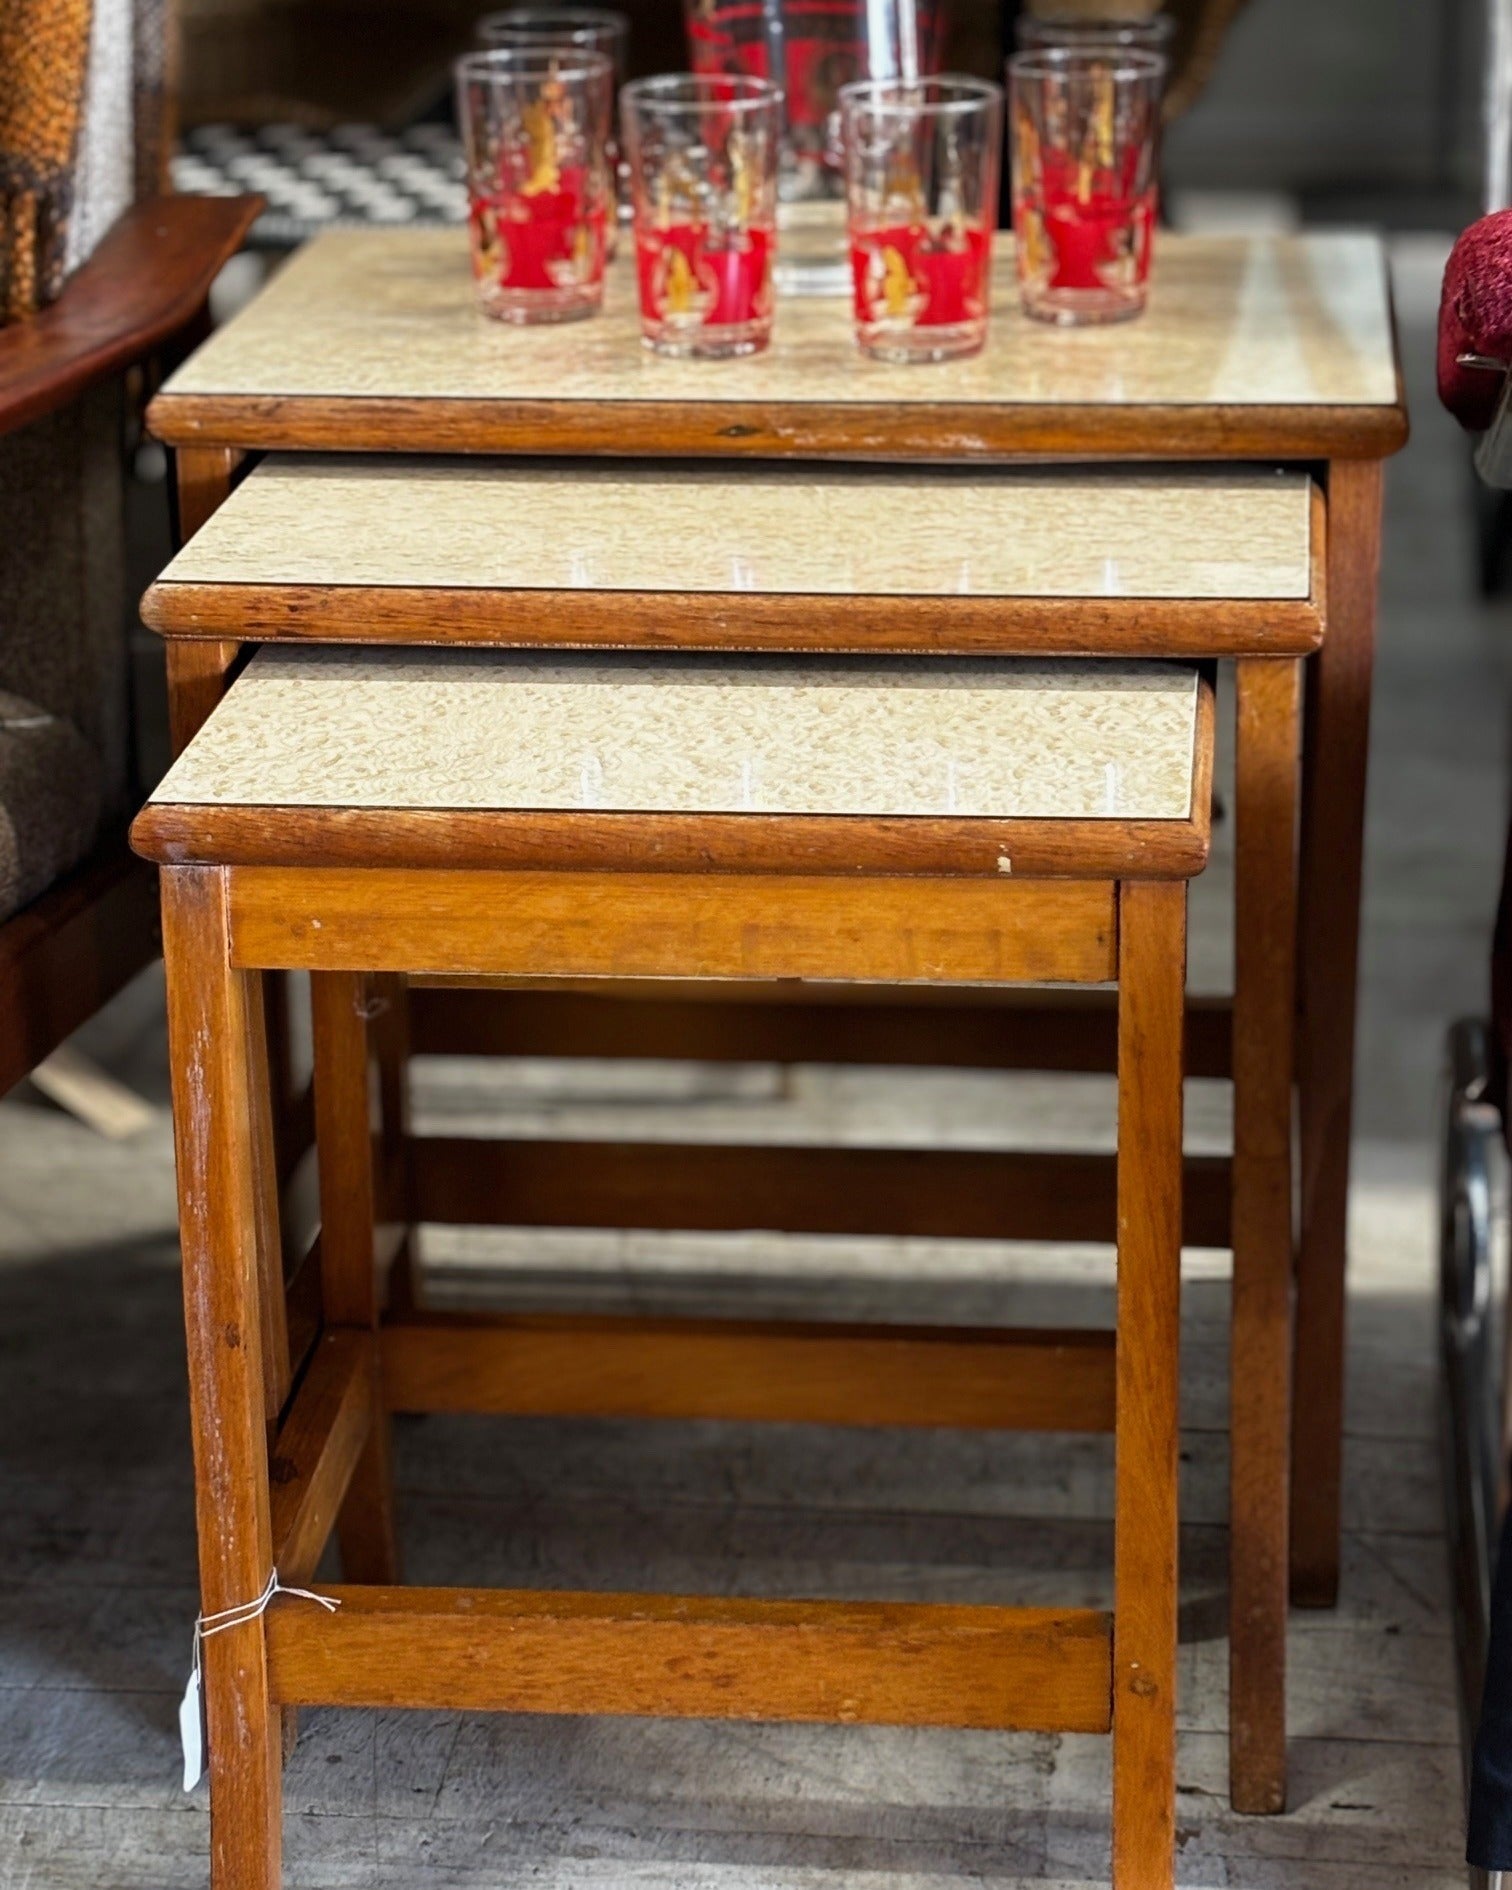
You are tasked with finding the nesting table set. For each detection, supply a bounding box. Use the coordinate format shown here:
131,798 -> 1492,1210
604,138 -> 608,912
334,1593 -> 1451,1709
136,226 -> 1406,1887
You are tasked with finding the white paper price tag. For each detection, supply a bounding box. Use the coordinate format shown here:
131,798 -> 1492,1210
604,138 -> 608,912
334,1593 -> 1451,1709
177,1572 -> 337,1793
179,1649 -> 205,1793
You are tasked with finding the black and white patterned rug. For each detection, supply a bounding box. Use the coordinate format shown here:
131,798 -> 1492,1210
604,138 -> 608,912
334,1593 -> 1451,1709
173,121 -> 468,246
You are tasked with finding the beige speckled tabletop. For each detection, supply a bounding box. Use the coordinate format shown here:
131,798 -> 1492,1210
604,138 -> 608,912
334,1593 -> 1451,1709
152,228 -> 1398,421
153,646 -> 1200,821
155,458 -> 1313,602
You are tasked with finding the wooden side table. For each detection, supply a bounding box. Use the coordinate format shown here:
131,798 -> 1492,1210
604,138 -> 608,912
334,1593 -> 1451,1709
134,645 -> 1212,1890
145,227 -> 1408,1815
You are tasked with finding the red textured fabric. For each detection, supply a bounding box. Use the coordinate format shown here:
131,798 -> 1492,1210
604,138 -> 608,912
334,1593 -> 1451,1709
1440,211 -> 1512,429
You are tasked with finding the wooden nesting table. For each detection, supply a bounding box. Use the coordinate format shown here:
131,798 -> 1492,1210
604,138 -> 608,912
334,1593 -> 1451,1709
135,647 -> 1212,1890
145,226 -> 1407,1817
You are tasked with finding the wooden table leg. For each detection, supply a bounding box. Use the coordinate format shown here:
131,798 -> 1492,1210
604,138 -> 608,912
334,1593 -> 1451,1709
162,866 -> 282,1890
311,971 -> 401,1584
174,443 -> 242,541
1292,460 -> 1385,1608
1112,879 -> 1185,1890
1230,657 -> 1303,1813
166,447 -> 244,757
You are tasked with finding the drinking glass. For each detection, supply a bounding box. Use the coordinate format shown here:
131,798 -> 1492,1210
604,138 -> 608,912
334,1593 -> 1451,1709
476,9 -> 630,248
1009,46 -> 1163,326
839,76 -> 1002,364
682,0 -> 950,202
1015,11 -> 1174,56
456,46 -> 614,323
621,73 -> 782,358
477,5 -> 628,65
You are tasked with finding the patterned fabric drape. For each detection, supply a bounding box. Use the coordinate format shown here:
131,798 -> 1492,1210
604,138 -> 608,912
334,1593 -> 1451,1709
0,0 -> 96,322
0,0 -> 176,323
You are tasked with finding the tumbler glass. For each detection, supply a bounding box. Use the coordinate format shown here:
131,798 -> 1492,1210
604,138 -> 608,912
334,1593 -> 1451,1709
456,46 -> 614,323
683,0 -> 950,202
621,74 -> 782,358
477,5 -> 628,64
1009,47 -> 1163,326
839,76 -> 1002,364
1015,11 -> 1174,56
476,9 -> 630,247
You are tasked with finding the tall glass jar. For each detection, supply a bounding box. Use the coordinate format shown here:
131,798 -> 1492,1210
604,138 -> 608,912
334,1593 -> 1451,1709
682,0 -> 950,202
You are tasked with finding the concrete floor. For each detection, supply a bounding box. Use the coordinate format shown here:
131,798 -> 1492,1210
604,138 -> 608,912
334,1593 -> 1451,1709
0,239 -> 1485,1886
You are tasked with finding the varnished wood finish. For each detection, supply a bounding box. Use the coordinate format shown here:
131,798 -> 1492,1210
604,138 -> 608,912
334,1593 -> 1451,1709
0,196 -> 259,437
160,868 -> 282,1890
165,639 -> 241,759
407,981 -> 1236,1080
1229,658 -> 1303,1814
368,973 -> 419,1312
244,974 -> 292,1426
221,868 -> 1120,986
142,584 -> 1324,657
309,974 -> 400,1585
0,845 -> 159,1097
408,1136 -> 1232,1251
1112,880 -> 1185,1890
1293,460 -> 1386,1608
381,1313 -> 1117,1431
174,446 -> 243,542
267,1329 -> 373,1585
134,799 -> 1210,883
283,1238 -> 324,1390
150,389 -> 1406,464
265,1585 -> 1115,1732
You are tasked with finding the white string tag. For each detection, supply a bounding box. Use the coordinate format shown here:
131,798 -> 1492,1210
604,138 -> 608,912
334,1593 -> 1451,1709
179,1571 -> 340,1792
179,1652 -> 205,1793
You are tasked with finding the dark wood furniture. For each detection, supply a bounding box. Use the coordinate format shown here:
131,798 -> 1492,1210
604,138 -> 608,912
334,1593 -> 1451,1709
0,195 -> 258,1100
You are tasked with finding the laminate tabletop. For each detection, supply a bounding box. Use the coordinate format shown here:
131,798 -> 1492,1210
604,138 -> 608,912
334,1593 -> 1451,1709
150,456 -> 1313,602
149,227 -> 1406,462
150,645 -> 1201,822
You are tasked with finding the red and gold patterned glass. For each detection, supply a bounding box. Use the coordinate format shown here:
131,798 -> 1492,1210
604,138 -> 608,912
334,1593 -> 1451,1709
477,9 -> 630,250
621,73 -> 782,358
1009,47 -> 1163,326
682,0 -> 950,200
456,47 -> 614,324
839,76 -> 1001,364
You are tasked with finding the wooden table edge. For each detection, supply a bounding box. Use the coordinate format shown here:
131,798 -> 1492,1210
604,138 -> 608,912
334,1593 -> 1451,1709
145,392 -> 1410,462
141,582 -> 1325,656
131,803 -> 1213,882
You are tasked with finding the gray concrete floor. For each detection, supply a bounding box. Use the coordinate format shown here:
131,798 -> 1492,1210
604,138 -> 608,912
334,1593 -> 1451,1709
0,239 -> 1483,1885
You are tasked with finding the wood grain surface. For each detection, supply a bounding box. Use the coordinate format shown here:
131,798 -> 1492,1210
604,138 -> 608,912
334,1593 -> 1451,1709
265,1585 -> 1116,1732
380,1312 -> 1118,1432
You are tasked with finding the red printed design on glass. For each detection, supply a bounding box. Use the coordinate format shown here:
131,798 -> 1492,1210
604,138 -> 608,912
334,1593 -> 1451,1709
850,219 -> 990,332
468,97 -> 606,297
636,222 -> 774,331
1017,145 -> 1154,297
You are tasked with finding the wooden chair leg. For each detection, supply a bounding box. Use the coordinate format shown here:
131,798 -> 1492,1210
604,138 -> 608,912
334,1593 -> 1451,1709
1229,658 -> 1302,1814
311,971 -> 401,1584
1293,459 -> 1385,1606
1112,879 -> 1185,1890
162,866 -> 282,1890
